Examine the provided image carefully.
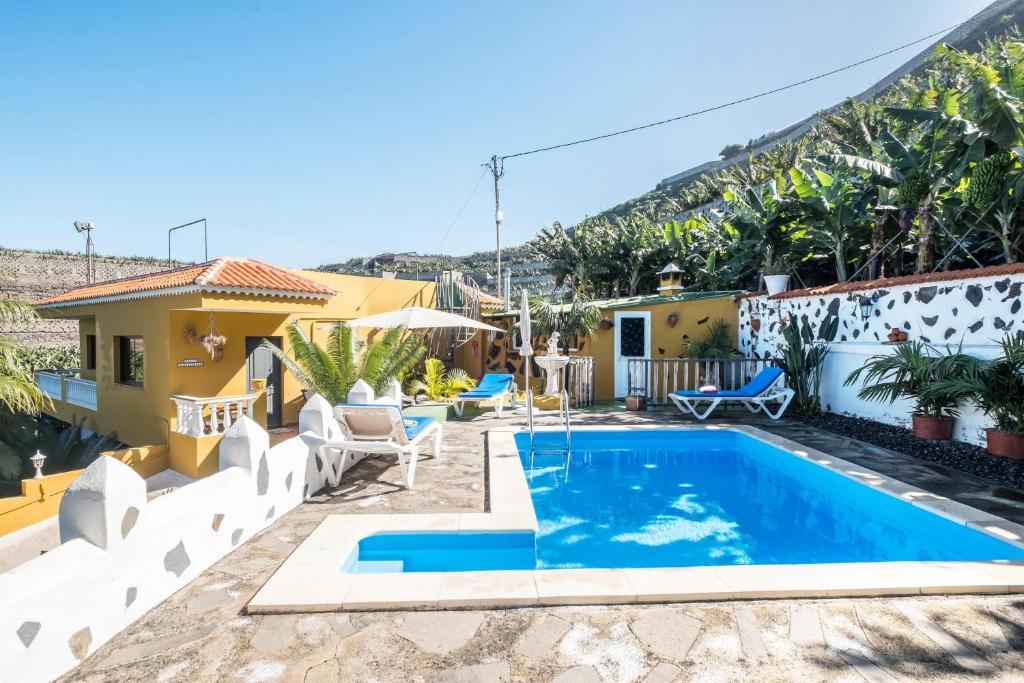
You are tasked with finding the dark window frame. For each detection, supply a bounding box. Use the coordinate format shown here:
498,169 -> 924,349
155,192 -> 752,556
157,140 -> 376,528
85,334 -> 96,370
116,335 -> 145,387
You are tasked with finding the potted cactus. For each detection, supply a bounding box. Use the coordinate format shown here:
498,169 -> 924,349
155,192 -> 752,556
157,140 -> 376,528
927,332 -> 1024,458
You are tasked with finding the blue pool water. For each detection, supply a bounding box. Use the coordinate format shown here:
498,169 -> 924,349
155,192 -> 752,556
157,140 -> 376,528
345,430 -> 1024,572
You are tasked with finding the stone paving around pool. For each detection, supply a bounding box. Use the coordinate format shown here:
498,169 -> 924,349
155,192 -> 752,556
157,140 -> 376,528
61,407 -> 1024,682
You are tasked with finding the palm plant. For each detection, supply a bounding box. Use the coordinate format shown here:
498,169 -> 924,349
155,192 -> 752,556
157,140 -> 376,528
776,315 -> 838,415
844,342 -> 967,418
523,295 -> 602,353
926,332 -> 1024,435
681,319 -> 739,359
262,322 -> 425,404
1,299 -> 46,416
406,358 -> 476,401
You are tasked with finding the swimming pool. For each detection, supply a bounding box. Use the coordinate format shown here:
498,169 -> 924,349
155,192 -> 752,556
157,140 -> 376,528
343,429 -> 1024,573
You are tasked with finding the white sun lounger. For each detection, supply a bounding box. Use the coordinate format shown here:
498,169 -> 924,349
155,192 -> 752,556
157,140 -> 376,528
668,367 -> 794,420
320,404 -> 442,488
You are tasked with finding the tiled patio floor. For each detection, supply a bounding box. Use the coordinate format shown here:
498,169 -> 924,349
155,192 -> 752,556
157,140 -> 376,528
62,407 -> 1024,682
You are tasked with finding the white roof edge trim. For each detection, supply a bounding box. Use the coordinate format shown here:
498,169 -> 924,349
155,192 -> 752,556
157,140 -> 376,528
37,284 -> 332,309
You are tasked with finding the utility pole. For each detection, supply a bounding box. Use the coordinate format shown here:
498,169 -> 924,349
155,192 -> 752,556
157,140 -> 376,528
487,154 -> 505,301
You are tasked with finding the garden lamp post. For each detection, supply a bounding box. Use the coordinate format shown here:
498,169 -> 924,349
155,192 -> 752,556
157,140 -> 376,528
30,450 -> 46,479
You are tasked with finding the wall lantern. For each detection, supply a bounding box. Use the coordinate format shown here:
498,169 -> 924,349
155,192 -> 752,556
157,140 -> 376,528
858,294 -> 877,320
30,450 -> 46,479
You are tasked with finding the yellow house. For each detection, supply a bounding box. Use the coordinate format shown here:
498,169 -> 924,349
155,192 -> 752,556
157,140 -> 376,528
456,264 -> 740,401
35,257 -> 434,478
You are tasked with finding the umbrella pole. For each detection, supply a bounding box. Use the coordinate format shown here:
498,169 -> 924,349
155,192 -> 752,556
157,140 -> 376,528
525,360 -> 534,440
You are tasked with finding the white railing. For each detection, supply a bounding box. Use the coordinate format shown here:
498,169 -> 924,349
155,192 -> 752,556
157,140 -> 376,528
65,377 -> 98,411
171,394 -> 258,437
36,371 -> 65,401
626,357 -> 782,405
35,370 -> 97,411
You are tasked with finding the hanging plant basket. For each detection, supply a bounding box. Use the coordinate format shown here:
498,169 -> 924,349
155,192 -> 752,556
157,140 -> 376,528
199,314 -> 227,360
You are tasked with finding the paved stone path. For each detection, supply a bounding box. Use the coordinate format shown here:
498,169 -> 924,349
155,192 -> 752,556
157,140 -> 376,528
62,408 -> 1024,681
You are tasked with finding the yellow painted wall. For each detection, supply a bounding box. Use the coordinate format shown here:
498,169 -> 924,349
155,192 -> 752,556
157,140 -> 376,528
43,293 -> 201,446
0,446 -> 168,537
464,295 -> 739,401
40,272 -> 436,478
587,296 -> 738,399
78,317 -> 97,381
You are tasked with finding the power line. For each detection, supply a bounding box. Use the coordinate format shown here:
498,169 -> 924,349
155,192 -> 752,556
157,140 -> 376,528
433,167 -> 488,253
497,18 -> 970,161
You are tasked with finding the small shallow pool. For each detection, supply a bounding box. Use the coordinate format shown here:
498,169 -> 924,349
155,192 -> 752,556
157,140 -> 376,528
344,429 -> 1024,573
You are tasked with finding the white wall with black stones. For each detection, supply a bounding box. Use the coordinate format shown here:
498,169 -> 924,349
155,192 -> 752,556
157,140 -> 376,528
738,272 -> 1024,445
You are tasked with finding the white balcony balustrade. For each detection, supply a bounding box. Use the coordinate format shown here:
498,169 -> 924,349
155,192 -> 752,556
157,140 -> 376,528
171,394 -> 258,437
36,371 -> 65,401
35,370 -> 97,411
66,377 -> 98,410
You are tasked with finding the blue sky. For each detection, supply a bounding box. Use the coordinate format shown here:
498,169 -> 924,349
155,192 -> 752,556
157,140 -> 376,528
0,1 -> 993,268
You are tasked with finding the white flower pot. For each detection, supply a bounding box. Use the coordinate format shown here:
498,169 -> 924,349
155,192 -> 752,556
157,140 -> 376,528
764,274 -> 790,296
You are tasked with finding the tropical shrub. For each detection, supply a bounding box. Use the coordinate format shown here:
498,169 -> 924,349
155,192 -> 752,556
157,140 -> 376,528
262,323 -> 425,404
0,300 -> 45,415
0,411 -> 120,482
927,332 -> 1024,434
406,358 -> 476,401
776,315 -> 838,415
844,342 -> 968,418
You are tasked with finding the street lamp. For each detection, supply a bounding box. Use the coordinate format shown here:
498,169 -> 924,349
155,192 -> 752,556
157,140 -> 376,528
74,220 -> 95,283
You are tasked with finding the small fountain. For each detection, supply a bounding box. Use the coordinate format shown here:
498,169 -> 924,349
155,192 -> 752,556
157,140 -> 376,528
533,333 -> 570,397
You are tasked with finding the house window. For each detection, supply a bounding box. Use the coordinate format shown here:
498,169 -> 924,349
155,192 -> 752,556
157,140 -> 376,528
85,335 -> 96,370
116,336 -> 144,386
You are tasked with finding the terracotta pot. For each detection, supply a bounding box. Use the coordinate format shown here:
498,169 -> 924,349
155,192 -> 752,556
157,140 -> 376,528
911,414 -> 954,440
986,429 -> 1024,459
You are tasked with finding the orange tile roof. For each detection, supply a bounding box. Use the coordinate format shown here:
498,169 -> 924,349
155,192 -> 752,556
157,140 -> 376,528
768,262 -> 1024,301
36,257 -> 334,307
455,281 -> 505,310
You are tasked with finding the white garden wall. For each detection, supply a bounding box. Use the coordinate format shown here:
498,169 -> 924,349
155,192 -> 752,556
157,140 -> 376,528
0,395 -> 347,683
738,266 -> 1024,445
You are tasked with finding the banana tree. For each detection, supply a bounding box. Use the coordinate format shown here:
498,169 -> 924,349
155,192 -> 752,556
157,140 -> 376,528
882,88 -> 985,273
960,150 -> 1024,263
788,163 -> 874,282
720,173 -> 796,286
607,214 -> 672,296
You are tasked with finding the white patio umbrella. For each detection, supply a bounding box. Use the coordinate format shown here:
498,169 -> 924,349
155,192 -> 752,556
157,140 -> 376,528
340,307 -> 502,332
520,289 -> 534,438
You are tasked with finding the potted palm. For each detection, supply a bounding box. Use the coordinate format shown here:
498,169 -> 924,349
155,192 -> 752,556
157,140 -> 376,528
927,332 -> 1024,458
844,342 -> 966,440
